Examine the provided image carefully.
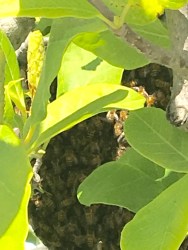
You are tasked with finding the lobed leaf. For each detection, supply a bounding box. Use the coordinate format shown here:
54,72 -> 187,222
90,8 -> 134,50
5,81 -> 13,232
78,148 -> 183,212
125,108 -> 188,173
121,173 -> 188,250
57,42 -> 123,96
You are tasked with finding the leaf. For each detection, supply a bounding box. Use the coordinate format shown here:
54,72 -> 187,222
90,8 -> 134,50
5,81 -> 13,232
57,42 -> 123,96
101,0 -> 164,25
0,0 -> 100,18
7,80 -> 27,120
0,125 -> 32,244
0,29 -> 20,83
78,148 -> 183,212
129,19 -> 171,49
29,84 -> 145,151
4,85 -> 23,129
0,182 -> 31,250
120,173 -> 188,250
0,30 -> 26,118
74,29 -> 149,70
124,108 -> 188,173
160,0 -> 188,9
23,17 -> 107,144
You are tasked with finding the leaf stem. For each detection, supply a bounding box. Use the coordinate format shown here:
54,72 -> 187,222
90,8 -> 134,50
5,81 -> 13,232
0,50 -> 6,124
117,3 -> 131,28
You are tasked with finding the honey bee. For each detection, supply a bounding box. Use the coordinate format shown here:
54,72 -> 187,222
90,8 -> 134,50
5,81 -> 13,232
119,110 -> 128,122
146,95 -> 156,107
132,85 -> 149,99
73,235 -> 86,246
114,121 -> 123,137
84,142 -> 100,154
66,222 -> 78,233
63,149 -> 78,167
34,198 -> 42,208
90,154 -> 101,167
106,110 -> 119,122
149,63 -> 161,78
43,195 -> 55,211
39,222 -> 51,233
154,79 -> 171,92
53,223 -> 65,236
56,210 -> 67,223
85,208 -> 94,225
60,197 -> 75,207
86,128 -> 96,139
67,173 -> 76,188
97,240 -> 103,250
154,89 -> 168,108
52,160 -> 62,175
86,230 -> 96,248
92,116 -> 103,130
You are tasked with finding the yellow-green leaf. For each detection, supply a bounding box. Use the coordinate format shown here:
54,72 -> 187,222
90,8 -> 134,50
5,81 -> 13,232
0,125 -> 32,248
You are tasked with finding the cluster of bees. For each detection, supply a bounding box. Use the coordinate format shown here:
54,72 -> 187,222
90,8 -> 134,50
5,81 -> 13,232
122,63 -> 173,110
29,63 -> 172,249
29,114 -> 133,250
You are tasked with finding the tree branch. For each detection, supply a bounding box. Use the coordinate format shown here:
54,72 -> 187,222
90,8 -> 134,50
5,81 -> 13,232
88,0 -> 114,21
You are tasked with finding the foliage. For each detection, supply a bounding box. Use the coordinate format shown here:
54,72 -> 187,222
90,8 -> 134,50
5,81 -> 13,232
0,0 -> 187,249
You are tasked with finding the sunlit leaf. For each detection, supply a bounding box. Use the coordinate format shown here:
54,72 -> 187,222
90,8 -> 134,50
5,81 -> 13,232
78,148 -> 183,212
0,182 -> 31,250
74,30 -> 149,70
125,108 -> 188,173
121,173 -> 188,250
23,17 -> 107,144
0,125 -> 32,244
28,84 -> 145,151
57,42 -> 123,96
160,0 -> 188,9
0,30 -> 26,118
0,29 -> 20,83
0,0 -> 100,18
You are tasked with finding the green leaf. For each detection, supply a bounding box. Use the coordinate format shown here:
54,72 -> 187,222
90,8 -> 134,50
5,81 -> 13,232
160,0 -> 188,9
74,29 -> 149,70
78,148 -> 183,212
7,80 -> 27,120
129,19 -> 171,49
0,29 -> 20,83
57,42 -> 123,96
4,85 -> 21,129
0,30 -> 26,119
0,183 -> 31,250
0,125 -> 32,246
23,17 -> 107,144
125,108 -> 188,173
28,84 -> 145,151
0,0 -> 100,18
120,173 -> 188,250
101,0 -> 164,25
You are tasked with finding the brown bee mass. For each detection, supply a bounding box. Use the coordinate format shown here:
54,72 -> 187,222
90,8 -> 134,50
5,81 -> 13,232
29,63 -> 174,250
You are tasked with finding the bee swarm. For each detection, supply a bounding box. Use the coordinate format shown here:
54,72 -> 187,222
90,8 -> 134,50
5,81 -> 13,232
29,63 -> 178,250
